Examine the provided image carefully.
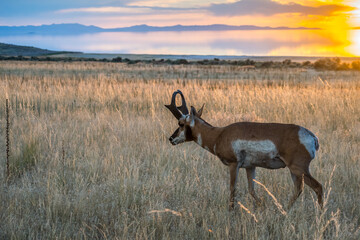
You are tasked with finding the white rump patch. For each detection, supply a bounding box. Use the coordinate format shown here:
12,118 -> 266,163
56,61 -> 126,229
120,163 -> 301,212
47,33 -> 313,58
231,139 -> 278,167
298,127 -> 316,159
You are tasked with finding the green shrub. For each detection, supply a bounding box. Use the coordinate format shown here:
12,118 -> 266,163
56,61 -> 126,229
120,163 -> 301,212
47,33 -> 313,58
352,61 -> 360,70
314,58 -> 341,70
337,62 -> 350,70
302,61 -> 312,67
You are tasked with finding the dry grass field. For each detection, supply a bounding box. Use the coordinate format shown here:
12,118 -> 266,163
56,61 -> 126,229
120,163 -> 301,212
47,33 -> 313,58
0,61 -> 359,239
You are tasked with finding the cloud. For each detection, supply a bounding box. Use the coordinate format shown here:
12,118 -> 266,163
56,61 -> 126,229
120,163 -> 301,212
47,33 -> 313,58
57,7 -> 150,14
0,0 -> 133,16
208,0 -> 356,16
128,0 -> 225,8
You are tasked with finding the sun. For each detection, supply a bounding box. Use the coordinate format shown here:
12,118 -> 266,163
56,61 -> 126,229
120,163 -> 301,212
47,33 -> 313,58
348,0 -> 360,56
349,30 -> 360,56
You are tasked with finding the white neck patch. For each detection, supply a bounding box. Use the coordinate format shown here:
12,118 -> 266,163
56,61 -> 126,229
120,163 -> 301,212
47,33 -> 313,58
196,133 -> 202,146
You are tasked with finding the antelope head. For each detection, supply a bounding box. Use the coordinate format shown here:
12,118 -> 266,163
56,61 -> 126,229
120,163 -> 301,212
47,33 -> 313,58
165,90 -> 204,145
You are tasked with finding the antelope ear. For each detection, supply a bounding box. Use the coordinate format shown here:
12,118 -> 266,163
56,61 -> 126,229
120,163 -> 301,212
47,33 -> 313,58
190,106 -> 197,117
189,106 -> 197,126
197,104 -> 205,117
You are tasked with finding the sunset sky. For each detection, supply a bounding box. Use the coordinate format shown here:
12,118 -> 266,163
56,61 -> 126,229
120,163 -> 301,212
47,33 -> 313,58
1,0 -> 359,56
0,0 -> 358,28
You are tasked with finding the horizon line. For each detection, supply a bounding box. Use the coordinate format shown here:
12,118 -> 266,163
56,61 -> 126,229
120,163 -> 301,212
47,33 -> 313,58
0,22 -> 322,30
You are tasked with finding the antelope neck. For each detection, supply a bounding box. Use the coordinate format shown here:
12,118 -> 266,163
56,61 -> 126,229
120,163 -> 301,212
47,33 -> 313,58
193,119 -> 222,154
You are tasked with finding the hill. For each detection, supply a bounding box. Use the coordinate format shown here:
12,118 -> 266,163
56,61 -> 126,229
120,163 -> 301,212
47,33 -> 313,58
0,42 -> 79,56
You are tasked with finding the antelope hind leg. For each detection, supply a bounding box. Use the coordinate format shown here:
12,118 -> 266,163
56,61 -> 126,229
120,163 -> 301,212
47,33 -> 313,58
246,167 -> 262,206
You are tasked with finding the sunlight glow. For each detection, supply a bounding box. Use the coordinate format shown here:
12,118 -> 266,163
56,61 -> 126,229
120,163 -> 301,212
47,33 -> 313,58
348,0 -> 360,56
296,0 -> 358,56
349,28 -> 360,56
2,0 -> 360,56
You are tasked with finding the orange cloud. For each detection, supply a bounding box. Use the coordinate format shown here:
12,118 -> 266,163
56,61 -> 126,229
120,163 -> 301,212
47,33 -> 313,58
208,0 -> 355,16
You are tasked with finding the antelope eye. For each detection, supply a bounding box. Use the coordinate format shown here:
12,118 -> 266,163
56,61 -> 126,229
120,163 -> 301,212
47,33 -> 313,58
178,123 -> 184,127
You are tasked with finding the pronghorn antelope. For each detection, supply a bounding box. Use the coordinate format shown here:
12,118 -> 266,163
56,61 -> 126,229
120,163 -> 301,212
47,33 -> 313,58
165,90 -> 323,210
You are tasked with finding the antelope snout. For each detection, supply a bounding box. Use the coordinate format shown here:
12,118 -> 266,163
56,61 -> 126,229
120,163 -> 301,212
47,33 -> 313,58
169,136 -> 176,145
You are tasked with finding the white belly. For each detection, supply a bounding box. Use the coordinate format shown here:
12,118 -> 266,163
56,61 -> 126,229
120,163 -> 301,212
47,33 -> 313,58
231,139 -> 279,168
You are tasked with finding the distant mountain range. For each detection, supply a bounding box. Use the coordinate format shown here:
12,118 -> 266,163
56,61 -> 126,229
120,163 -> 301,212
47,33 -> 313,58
0,23 -> 318,35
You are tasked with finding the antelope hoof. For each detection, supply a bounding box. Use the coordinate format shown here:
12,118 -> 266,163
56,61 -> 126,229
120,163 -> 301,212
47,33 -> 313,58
229,201 -> 235,211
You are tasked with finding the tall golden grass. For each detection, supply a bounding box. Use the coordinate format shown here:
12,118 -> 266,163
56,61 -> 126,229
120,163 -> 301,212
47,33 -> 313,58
0,61 -> 359,239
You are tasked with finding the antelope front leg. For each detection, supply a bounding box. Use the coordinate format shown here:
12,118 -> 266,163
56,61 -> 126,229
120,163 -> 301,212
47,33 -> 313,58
229,162 -> 239,210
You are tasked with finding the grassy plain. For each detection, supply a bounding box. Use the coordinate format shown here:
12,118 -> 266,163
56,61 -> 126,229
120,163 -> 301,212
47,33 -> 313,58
0,61 -> 359,239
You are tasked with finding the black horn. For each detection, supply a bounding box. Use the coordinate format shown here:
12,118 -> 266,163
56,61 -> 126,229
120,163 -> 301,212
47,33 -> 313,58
165,90 -> 189,119
176,91 -> 189,115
